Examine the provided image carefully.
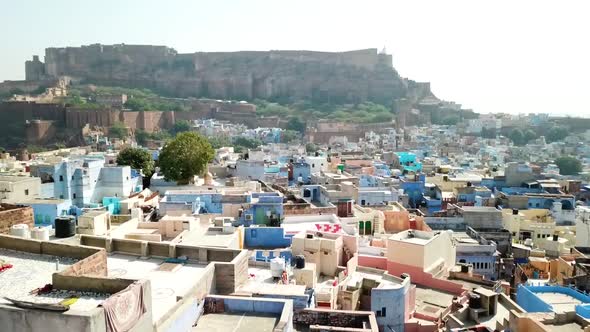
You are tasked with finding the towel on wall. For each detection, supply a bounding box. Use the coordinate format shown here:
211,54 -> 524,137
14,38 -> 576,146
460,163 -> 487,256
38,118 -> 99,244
102,281 -> 146,332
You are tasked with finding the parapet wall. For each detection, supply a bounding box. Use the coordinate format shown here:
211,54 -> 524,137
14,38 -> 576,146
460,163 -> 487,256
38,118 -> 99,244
80,234 -> 249,295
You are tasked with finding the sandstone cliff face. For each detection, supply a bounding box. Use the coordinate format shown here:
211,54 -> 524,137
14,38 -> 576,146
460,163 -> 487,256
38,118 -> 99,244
34,44 -> 418,105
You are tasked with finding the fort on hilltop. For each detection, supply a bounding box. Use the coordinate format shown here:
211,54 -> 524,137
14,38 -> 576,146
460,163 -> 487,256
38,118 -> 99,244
25,44 -> 432,105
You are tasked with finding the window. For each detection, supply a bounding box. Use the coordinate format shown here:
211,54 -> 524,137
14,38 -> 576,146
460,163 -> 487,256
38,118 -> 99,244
312,164 -> 315,168
72,175 -> 74,180
381,307 -> 386,317
59,175 -> 63,182
73,193 -> 76,199
59,195 -> 64,199
24,189 -> 29,195
537,234 -> 540,239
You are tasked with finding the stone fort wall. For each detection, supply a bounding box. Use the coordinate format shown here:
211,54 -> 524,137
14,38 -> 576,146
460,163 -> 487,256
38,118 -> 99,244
26,44 -> 406,105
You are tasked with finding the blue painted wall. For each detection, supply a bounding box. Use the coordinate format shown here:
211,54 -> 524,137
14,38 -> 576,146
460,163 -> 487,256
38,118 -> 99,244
517,285 -> 590,316
371,281 -> 409,332
244,227 -> 293,249
516,285 -> 552,313
26,200 -> 72,227
292,163 -> 311,184
254,249 -> 292,263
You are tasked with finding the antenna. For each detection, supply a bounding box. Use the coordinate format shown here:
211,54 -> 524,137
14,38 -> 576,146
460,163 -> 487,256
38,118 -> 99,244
380,46 -> 387,54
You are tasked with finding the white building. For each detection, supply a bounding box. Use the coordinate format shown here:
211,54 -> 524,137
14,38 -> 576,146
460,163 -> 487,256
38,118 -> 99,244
575,206 -> 590,247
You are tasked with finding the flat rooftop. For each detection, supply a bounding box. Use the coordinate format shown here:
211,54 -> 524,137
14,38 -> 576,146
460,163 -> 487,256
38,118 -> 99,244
414,286 -> 455,318
193,312 -> 279,332
106,253 -> 208,323
241,266 -> 307,296
0,248 -> 108,312
346,268 -> 403,289
535,292 -> 582,313
545,322 -> 585,332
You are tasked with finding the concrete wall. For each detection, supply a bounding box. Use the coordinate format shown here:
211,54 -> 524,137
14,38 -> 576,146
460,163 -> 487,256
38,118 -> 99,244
0,177 -> 42,204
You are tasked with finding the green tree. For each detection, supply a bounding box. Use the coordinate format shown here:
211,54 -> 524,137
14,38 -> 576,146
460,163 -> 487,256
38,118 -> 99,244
233,136 -> 262,149
117,147 -> 155,178
124,98 -> 151,111
171,120 -> 192,135
524,129 -> 537,143
371,112 -> 393,123
109,122 -> 128,139
546,126 -> 568,143
208,136 -> 231,149
509,128 -> 525,146
555,156 -> 582,175
158,132 -> 214,184
286,117 -> 306,133
281,130 -> 299,143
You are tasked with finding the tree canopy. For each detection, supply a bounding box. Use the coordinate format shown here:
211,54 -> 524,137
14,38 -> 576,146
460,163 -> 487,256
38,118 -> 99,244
555,156 -> 582,175
158,132 -> 214,184
508,128 -> 525,146
286,117 -> 306,133
171,120 -> 192,135
546,126 -> 568,143
281,130 -> 299,143
524,129 -> 537,143
109,122 -> 128,139
208,136 -> 231,149
116,147 -> 155,177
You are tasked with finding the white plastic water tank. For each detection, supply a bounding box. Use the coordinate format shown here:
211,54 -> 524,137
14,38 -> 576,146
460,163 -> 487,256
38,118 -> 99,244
31,226 -> 50,241
524,238 -> 533,247
270,257 -> 286,278
10,224 -> 30,239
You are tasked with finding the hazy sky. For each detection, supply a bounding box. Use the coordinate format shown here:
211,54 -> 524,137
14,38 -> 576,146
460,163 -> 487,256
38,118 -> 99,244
1,0 -> 589,116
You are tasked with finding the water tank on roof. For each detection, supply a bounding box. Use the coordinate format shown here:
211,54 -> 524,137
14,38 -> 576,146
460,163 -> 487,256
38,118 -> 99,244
30,226 -> 49,241
294,255 -> 305,269
468,293 -> 481,309
270,257 -> 286,278
10,224 -> 30,239
55,216 -> 76,238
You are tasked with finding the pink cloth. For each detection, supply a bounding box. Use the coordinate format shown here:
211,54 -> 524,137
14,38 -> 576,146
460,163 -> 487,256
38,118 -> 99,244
102,281 -> 146,332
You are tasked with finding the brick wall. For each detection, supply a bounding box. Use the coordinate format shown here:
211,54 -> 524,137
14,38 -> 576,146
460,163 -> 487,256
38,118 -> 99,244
0,205 -> 34,234
59,250 -> 108,277
293,309 -> 374,329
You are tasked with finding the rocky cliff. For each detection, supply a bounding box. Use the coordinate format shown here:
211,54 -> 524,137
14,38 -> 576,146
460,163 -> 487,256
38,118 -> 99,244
26,44 -> 434,105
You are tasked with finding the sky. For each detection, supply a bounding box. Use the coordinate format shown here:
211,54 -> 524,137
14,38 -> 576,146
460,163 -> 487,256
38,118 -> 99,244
1,0 -> 589,117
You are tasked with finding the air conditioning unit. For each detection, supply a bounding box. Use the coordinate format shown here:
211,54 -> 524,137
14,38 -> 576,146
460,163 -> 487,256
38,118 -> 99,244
245,214 -> 253,221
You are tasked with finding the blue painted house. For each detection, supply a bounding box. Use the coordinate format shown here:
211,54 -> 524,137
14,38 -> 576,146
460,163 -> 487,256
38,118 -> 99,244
243,227 -> 293,249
